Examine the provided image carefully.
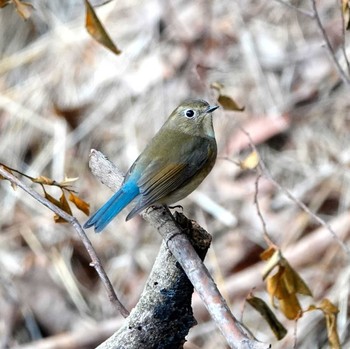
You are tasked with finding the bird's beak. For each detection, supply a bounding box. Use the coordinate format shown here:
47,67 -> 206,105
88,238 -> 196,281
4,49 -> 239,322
206,105 -> 219,113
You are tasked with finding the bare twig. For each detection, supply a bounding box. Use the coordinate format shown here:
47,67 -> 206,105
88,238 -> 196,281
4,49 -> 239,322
239,129 -> 350,257
311,0 -> 350,86
274,0 -> 314,17
88,150 -> 271,349
254,174 -> 276,247
0,165 -> 129,318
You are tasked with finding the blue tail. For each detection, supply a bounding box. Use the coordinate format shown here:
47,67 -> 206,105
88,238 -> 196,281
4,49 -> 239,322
84,181 -> 139,233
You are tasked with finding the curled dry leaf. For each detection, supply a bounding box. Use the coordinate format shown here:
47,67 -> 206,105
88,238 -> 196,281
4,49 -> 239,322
210,81 -> 245,111
13,0 -> 34,20
0,165 -> 17,190
69,192 -> 90,216
0,0 -> 11,8
54,192 -> 73,223
247,295 -> 287,340
218,95 -> 245,112
261,247 -> 312,320
306,299 -> 341,349
85,0 -> 122,55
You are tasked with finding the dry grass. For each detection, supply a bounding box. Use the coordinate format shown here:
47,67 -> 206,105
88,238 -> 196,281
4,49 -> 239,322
0,0 -> 350,348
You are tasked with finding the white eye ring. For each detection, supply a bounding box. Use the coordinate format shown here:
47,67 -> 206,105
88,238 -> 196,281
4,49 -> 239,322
185,109 -> 196,118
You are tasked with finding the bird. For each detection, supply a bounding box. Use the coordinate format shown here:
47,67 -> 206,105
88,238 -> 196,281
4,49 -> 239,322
84,99 -> 219,233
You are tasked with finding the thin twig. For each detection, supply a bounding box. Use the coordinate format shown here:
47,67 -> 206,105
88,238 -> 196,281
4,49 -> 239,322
239,128 -> 350,257
311,0 -> 350,86
254,174 -> 276,247
274,0 -> 314,17
0,165 -> 130,318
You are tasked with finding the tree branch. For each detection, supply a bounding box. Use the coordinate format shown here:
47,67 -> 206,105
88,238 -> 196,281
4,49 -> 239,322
0,165 -> 129,318
88,150 -> 270,349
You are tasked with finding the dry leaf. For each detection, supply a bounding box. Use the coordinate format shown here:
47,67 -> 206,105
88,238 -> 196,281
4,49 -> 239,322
32,175 -> 55,185
321,299 -> 341,349
262,247 -> 312,320
0,165 -> 17,190
59,176 -> 79,187
210,81 -> 244,111
44,191 -> 62,207
54,192 -> 72,223
85,0 -> 121,55
0,0 -> 11,8
262,247 -> 281,279
69,192 -> 90,216
279,292 -> 302,320
13,0 -> 34,20
260,245 -> 276,261
218,94 -> 245,111
240,151 -> 259,170
306,300 -> 340,349
282,261 -> 312,296
247,295 -> 287,340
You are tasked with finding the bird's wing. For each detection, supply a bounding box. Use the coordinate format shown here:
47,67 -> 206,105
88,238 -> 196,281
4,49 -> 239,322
126,137 -> 214,219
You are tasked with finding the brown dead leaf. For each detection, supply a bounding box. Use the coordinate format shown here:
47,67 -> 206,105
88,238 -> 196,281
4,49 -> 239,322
267,266 -> 303,320
321,299 -> 341,349
218,94 -> 245,111
282,261 -> 312,296
44,191 -> 62,208
262,247 -> 312,320
247,295 -> 287,340
85,0 -> 121,55
260,245 -> 276,261
54,192 -> 72,223
306,300 -> 340,349
0,0 -> 11,8
69,192 -> 90,216
210,81 -> 244,111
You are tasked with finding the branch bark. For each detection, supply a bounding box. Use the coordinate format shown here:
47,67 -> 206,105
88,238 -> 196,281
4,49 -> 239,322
98,214 -> 210,349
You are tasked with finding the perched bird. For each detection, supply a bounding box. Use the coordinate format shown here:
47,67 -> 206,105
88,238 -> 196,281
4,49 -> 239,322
84,99 -> 219,233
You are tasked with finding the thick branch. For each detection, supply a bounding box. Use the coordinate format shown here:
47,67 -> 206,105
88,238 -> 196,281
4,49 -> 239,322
98,215 -> 211,348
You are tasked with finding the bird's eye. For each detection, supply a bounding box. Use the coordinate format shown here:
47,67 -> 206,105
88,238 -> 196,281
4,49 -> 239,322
185,109 -> 195,118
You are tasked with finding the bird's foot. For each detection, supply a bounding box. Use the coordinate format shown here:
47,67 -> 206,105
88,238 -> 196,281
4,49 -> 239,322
168,204 -> 183,211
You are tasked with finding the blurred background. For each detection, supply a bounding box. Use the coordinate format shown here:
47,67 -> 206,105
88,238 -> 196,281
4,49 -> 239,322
0,0 -> 350,348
